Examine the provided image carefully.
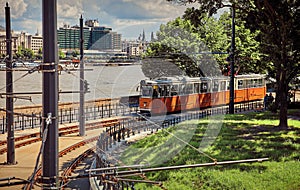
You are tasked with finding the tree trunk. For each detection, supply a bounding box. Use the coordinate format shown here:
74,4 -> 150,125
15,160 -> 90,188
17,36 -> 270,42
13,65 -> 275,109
277,70 -> 289,128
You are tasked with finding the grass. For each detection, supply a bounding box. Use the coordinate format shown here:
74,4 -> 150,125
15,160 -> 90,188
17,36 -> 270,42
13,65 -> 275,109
119,110 -> 300,190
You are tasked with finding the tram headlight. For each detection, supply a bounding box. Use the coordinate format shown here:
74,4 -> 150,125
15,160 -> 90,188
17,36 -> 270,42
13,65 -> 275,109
143,102 -> 147,107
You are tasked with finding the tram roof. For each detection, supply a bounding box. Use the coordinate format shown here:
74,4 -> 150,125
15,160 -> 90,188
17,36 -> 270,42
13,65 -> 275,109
235,74 -> 265,79
141,74 -> 265,85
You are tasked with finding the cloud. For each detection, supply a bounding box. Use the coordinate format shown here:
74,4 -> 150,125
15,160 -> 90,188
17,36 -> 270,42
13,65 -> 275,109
1,0 -> 191,40
0,0 -> 28,18
15,18 -> 41,34
57,0 -> 83,19
95,0 -> 187,20
88,0 -> 189,39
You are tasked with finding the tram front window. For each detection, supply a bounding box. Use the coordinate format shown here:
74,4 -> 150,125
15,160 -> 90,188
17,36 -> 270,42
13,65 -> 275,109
141,86 -> 153,97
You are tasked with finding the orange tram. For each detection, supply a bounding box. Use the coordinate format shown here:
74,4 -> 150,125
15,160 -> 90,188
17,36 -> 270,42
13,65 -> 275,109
139,74 -> 266,115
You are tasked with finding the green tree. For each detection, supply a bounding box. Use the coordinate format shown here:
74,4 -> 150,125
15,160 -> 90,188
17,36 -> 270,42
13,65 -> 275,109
184,8 -> 263,75
144,17 -> 221,78
58,50 -> 66,59
15,46 -> 34,60
35,48 -> 43,60
22,48 -> 34,60
72,50 -> 79,57
167,0 -> 300,128
15,46 -> 24,59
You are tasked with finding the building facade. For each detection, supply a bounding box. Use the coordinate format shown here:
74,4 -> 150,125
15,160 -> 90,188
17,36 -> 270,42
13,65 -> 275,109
122,40 -> 149,57
57,20 -> 122,52
0,19 -> 123,57
28,34 -> 43,54
0,30 -> 43,56
57,24 -> 90,50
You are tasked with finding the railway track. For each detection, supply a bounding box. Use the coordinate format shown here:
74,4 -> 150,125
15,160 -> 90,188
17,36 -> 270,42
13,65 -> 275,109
23,136 -> 99,190
60,148 -> 95,189
1,101 -> 264,189
0,116 -> 131,155
21,115 -> 138,189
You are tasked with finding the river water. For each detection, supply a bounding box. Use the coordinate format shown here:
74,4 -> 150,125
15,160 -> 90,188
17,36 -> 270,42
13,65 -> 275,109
0,64 -> 146,107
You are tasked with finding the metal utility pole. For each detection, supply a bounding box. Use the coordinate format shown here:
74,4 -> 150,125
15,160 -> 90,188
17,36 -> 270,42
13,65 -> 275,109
229,6 -> 235,114
5,2 -> 15,165
79,15 -> 85,136
42,0 -> 59,188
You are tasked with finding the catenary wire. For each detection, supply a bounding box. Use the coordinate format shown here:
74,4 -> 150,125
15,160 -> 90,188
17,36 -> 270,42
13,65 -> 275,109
63,59 -> 217,162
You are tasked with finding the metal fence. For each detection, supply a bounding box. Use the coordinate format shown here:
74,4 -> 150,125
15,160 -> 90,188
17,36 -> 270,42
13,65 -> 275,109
0,103 -> 138,134
93,100 -> 264,189
0,101 -> 262,134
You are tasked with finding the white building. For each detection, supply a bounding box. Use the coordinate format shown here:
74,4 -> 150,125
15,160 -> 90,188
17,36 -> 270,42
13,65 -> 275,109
122,40 -> 144,57
0,29 -> 43,56
29,34 -> 43,54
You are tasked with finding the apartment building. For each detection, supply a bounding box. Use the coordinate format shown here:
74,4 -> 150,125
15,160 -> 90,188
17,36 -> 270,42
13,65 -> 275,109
0,29 -> 43,56
57,20 -> 122,52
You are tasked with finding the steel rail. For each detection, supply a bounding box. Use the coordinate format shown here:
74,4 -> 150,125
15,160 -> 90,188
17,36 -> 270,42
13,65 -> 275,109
23,136 -> 99,190
75,158 -> 269,179
0,117 -> 130,149
60,148 -> 95,189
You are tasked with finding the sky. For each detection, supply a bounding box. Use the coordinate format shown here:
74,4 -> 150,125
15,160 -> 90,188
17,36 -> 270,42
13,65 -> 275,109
0,0 -> 194,40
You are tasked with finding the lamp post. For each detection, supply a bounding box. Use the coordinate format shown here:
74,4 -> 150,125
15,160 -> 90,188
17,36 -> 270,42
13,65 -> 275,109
229,5 -> 235,114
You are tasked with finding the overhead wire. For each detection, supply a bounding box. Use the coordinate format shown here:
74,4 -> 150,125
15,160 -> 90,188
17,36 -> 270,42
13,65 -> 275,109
2,58 -> 217,187
63,58 -> 217,163
0,64 -> 40,92
135,112 -> 217,162
60,61 -> 168,188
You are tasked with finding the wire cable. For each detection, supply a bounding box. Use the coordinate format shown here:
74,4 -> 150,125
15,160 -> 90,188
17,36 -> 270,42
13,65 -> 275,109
0,65 -> 40,92
135,112 -> 217,162
62,59 -> 216,162
27,113 -> 52,190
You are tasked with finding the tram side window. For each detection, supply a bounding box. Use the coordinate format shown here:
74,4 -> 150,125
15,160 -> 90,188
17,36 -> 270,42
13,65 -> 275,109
141,86 -> 152,97
200,83 -> 208,93
186,84 -> 193,94
257,79 -> 263,87
171,85 -> 179,96
159,85 -> 170,97
153,86 -> 159,98
254,79 -> 258,87
194,83 -> 200,94
227,81 -> 230,90
246,79 -> 252,88
180,84 -> 186,95
247,79 -> 257,88
212,81 -> 219,92
238,80 -> 244,89
220,81 -> 226,91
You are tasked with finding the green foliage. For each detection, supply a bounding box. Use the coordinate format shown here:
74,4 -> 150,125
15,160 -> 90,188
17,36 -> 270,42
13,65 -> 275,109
35,48 -> 42,60
59,50 -> 66,59
167,0 -> 300,128
127,111 -> 300,189
143,17 -> 223,78
15,46 -> 35,60
72,50 -> 79,57
144,11 -> 262,78
183,8 -> 263,75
